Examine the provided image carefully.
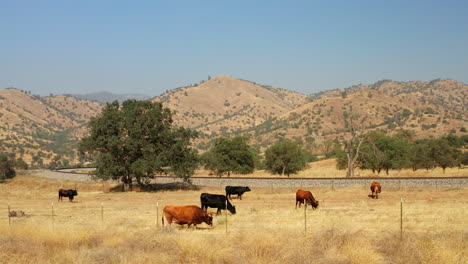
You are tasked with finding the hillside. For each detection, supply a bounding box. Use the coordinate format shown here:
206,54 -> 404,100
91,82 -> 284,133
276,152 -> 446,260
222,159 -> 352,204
0,89 -> 102,163
246,79 -> 467,151
152,75 -> 308,148
0,77 -> 466,164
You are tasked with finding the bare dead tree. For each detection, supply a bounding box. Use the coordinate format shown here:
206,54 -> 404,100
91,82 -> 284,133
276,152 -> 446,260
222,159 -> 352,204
342,105 -> 368,178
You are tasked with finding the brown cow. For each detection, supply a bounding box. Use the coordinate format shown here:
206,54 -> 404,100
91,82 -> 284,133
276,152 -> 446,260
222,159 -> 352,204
295,189 -> 319,209
370,181 -> 382,199
162,205 -> 213,227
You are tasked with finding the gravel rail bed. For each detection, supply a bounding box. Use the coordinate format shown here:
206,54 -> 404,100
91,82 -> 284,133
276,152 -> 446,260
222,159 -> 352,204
30,170 -> 468,188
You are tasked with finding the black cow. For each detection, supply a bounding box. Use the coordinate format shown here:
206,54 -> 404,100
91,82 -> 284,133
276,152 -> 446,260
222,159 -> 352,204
58,189 -> 78,202
225,186 -> 251,200
200,193 -> 236,214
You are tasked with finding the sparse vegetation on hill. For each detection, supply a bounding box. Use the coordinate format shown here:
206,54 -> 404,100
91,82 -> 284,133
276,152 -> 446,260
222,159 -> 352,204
239,78 -> 467,151
0,88 -> 102,165
0,77 -> 466,169
152,75 -> 308,143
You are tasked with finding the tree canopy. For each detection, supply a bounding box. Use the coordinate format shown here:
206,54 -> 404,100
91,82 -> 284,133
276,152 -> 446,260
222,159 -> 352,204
0,154 -> 16,182
264,140 -> 310,177
79,100 -> 198,190
337,132 -> 464,175
201,136 -> 255,176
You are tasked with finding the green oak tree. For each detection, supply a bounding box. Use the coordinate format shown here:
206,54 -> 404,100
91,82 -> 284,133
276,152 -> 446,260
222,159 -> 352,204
79,100 -> 198,190
264,140 -> 309,177
428,137 -> 462,173
0,154 -> 16,182
201,136 -> 255,176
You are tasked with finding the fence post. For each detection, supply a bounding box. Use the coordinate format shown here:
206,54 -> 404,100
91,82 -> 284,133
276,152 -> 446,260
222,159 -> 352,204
51,202 -> 55,225
400,197 -> 403,241
156,202 -> 159,228
304,199 -> 307,234
101,203 -> 104,225
8,204 -> 11,228
225,199 -> 228,235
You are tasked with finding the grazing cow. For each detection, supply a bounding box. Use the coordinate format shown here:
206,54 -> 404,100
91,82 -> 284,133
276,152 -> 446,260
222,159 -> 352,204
295,189 -> 319,209
162,205 -> 213,227
225,186 -> 251,200
370,181 -> 382,199
58,189 -> 78,202
200,193 -> 236,215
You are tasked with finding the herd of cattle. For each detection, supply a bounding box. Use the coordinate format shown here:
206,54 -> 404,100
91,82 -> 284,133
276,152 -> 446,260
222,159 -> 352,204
57,182 -> 383,228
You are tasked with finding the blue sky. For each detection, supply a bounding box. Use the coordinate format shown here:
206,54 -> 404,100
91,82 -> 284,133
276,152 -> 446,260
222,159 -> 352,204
1,0 -> 467,96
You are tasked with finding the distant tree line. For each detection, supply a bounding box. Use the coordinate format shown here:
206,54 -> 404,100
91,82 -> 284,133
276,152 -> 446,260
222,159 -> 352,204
0,153 -> 28,182
335,132 -> 468,174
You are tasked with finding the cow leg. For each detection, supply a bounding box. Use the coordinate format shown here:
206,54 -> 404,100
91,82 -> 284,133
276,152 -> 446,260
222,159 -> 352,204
217,208 -> 221,215
164,215 -> 172,225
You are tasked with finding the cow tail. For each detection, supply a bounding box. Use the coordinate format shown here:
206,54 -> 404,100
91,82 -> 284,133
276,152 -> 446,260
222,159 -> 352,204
162,216 -> 164,226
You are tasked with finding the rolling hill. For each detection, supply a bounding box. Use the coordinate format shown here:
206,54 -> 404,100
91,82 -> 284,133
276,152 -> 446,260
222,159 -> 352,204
0,88 -> 102,164
0,77 -> 466,164
152,75 -> 308,148
243,79 -> 467,151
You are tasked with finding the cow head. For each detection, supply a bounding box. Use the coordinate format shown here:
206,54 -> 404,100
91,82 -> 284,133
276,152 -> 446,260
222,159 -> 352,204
72,189 -> 78,196
311,200 -> 319,209
228,204 -> 236,215
244,187 -> 251,192
205,213 -> 214,226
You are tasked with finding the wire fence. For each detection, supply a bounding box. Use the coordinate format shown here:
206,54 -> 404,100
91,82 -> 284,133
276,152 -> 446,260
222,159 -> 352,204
3,196 -> 466,240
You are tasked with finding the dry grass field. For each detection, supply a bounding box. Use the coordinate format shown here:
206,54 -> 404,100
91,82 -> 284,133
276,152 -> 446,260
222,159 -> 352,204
193,159 -> 468,178
0,172 -> 467,264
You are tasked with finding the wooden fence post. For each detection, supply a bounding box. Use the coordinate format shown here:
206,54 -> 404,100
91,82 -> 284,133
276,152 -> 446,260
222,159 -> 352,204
8,204 -> 11,228
156,202 -> 159,228
400,197 -> 403,241
225,200 -> 228,235
51,202 -> 55,225
304,199 -> 307,234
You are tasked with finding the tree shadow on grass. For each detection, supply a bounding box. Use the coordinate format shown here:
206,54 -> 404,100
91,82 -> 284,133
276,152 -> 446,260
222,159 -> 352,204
109,182 -> 200,192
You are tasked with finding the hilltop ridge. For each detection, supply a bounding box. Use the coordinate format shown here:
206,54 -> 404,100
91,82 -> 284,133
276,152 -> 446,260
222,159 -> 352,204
0,77 -> 466,163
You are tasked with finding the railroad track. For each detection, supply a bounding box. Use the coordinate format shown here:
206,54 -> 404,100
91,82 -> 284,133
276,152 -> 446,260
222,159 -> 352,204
46,169 -> 468,188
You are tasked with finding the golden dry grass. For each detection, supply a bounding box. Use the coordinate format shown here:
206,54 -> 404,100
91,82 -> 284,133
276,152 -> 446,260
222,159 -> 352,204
0,172 -> 467,263
193,159 -> 468,178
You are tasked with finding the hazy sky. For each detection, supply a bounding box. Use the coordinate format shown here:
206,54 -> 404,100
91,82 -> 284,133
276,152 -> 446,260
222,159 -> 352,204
1,0 -> 467,96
